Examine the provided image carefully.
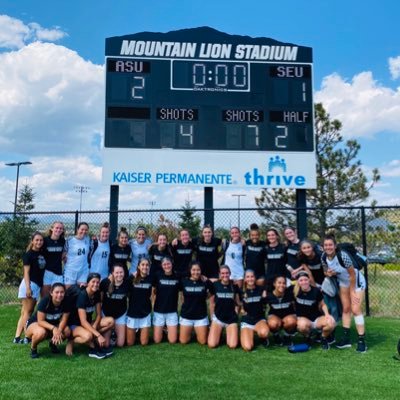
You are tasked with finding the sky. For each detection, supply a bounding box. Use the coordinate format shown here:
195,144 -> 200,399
0,0 -> 400,212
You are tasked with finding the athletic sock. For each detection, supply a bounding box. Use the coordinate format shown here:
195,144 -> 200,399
358,334 -> 365,341
343,328 -> 350,337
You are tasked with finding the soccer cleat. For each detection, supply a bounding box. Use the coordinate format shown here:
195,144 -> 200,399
30,348 -> 39,359
282,335 -> 293,347
335,337 -> 352,349
21,337 -> 31,345
356,340 -> 367,353
273,334 -> 283,346
13,337 -> 21,344
327,334 -> 336,345
88,348 -> 106,359
321,337 -> 330,351
101,346 -> 114,357
49,341 -> 61,354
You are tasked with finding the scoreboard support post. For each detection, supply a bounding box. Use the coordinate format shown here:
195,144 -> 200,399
109,185 -> 119,240
204,186 -> 214,229
296,189 -> 307,239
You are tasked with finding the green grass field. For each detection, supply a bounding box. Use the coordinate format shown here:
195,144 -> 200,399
0,306 -> 399,400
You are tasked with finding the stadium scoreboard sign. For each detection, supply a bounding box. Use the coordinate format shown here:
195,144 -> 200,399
102,27 -> 316,189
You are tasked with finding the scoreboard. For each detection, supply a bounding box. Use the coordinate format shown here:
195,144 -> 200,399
102,27 -> 316,189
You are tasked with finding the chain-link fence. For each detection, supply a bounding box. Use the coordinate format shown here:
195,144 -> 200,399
1,206 -> 399,316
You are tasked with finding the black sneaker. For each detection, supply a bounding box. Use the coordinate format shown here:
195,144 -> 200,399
101,346 -> 114,357
282,335 -> 293,347
321,337 -> 330,351
335,337 -> 352,349
13,337 -> 21,344
49,341 -> 60,354
313,332 -> 322,343
356,340 -> 367,353
273,334 -> 283,346
327,334 -> 336,345
30,348 -> 39,359
88,348 -> 106,359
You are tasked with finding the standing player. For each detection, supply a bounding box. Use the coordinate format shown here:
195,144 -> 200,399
179,261 -> 212,345
171,229 -> 195,279
42,221 -> 65,297
25,282 -> 71,358
283,227 -> 301,278
244,223 -> 267,286
152,257 -> 180,344
67,272 -> 114,358
240,269 -> 269,351
126,258 -> 153,346
109,227 -> 132,276
129,226 -> 152,275
148,233 -> 173,277
265,228 -> 287,291
322,236 -> 367,352
208,265 -> 240,349
14,232 -> 46,344
89,222 -> 111,280
63,222 -> 90,288
100,263 -> 130,348
222,227 -> 245,288
296,240 -> 324,286
193,225 -> 222,281
266,275 -> 297,346
294,272 -> 335,350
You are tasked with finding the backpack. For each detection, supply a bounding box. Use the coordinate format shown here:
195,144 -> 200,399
322,242 -> 367,270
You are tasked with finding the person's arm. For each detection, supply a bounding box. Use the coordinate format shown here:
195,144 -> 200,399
151,287 -> 156,308
92,302 -> 102,330
208,295 -> 215,317
23,264 -> 32,298
78,307 -> 106,346
319,299 -> 335,324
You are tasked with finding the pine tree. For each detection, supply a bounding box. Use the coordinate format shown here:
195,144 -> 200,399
178,200 -> 201,238
255,103 -> 380,240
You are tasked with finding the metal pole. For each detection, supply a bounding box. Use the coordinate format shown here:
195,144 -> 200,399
5,161 -> 32,215
231,194 -> 246,230
204,187 -> 214,229
296,189 -> 308,239
361,206 -> 370,316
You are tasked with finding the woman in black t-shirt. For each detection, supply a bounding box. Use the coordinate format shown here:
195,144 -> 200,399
244,223 -> 267,286
193,225 -> 222,281
42,221 -> 65,297
67,273 -> 114,359
240,269 -> 269,351
126,258 -> 153,346
296,240 -> 324,286
100,264 -> 130,348
152,257 -> 180,344
283,226 -> 301,278
25,282 -> 70,358
179,261 -> 212,345
148,234 -> 173,277
14,232 -> 46,344
265,228 -> 287,291
171,229 -> 195,278
266,275 -> 297,346
208,265 -> 240,349
109,228 -> 132,276
294,272 -> 335,350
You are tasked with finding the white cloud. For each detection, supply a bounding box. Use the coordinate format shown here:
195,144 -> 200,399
389,56 -> 400,79
0,15 -> 67,49
0,41 -> 104,157
315,71 -> 400,138
380,159 -> 400,177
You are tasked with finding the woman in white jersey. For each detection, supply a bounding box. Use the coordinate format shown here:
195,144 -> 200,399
223,227 -> 245,288
63,222 -> 90,288
89,222 -> 111,280
322,235 -> 367,353
129,226 -> 152,275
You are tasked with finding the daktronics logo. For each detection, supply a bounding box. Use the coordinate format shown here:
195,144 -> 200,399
244,156 -> 306,187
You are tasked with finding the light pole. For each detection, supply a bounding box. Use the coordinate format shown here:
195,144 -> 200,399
231,194 -> 246,229
149,201 -> 156,226
74,185 -> 90,221
5,161 -> 32,215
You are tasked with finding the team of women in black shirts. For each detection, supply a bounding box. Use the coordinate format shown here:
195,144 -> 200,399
14,221 -> 367,358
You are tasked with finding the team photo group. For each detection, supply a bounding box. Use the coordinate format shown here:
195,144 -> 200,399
14,220 -> 367,359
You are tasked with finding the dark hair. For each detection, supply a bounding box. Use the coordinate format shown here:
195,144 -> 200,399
273,274 -> 287,284
189,260 -> 202,276
136,226 -> 147,234
117,227 -> 129,241
101,222 -> 110,229
250,223 -> 259,231
266,228 -> 280,244
109,263 -> 125,294
297,239 -> 316,261
323,234 -> 337,245
50,282 -> 65,292
77,222 -> 89,231
161,256 -> 173,265
87,272 -> 101,283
